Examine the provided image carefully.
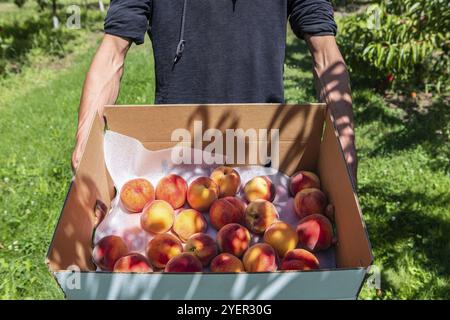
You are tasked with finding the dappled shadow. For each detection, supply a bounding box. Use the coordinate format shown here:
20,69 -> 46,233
369,99 -> 450,173
185,104 -> 324,173
352,91 -> 404,127
359,182 -> 450,283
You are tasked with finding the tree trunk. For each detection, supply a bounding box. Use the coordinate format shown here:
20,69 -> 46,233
52,0 -> 60,29
99,0 -> 105,12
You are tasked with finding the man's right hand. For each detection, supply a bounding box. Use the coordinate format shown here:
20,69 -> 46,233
71,34 -> 131,174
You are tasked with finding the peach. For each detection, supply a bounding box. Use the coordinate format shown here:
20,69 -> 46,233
289,171 -> 320,196
185,233 -> 218,266
164,253 -> 203,273
146,233 -> 183,269
244,199 -> 279,234
92,235 -> 129,271
280,249 -> 320,271
155,174 -> 188,209
140,200 -> 174,234
242,243 -> 277,272
243,176 -> 276,202
293,188 -> 327,219
173,209 -> 207,242
216,223 -> 251,258
113,253 -> 153,273
120,178 -> 155,213
210,166 -> 241,197
187,177 -> 219,211
209,196 -> 246,230
296,214 -> 334,252
263,221 -> 298,258
210,253 -> 245,273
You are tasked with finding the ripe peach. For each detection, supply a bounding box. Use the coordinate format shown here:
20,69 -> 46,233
164,253 -> 203,273
243,176 -> 276,203
210,166 -> 241,197
120,178 -> 155,213
113,253 -> 153,273
185,233 -> 218,266
187,177 -> 219,211
92,235 -> 129,271
280,249 -> 320,271
146,233 -> 183,269
242,243 -> 277,272
173,209 -> 207,242
140,200 -> 174,234
289,171 -> 320,196
155,174 -> 188,209
296,214 -> 334,252
293,188 -> 327,219
210,253 -> 245,273
263,221 -> 298,258
209,196 -> 246,230
244,199 -> 279,234
216,223 -> 251,258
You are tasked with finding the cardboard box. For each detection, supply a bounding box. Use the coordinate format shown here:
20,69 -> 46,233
46,104 -> 373,300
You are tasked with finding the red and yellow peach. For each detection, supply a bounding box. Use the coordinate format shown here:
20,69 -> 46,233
173,209 -> 207,242
280,249 -> 320,271
216,223 -> 251,258
185,233 -> 218,267
120,178 -> 155,213
210,253 -> 245,273
209,197 -> 246,230
210,166 -> 241,198
140,200 -> 174,234
244,199 -> 279,234
146,233 -> 183,269
263,221 -> 298,258
243,176 -> 276,202
293,188 -> 327,219
93,235 -> 129,271
187,177 -> 219,211
155,174 -> 188,209
289,171 -> 320,196
242,243 -> 278,272
164,253 -> 203,273
113,253 -> 153,273
296,214 -> 334,252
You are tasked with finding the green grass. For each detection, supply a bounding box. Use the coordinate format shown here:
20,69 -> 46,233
0,26 -> 449,299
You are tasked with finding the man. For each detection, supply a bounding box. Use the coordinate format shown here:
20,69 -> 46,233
72,0 -> 357,186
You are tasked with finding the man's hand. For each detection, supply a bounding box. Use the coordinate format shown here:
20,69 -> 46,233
305,35 -> 358,188
71,34 -> 131,172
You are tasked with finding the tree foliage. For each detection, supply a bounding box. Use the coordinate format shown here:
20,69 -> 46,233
338,0 -> 450,92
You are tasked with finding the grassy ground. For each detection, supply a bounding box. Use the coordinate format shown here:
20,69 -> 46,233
0,32 -> 154,299
0,22 -> 449,299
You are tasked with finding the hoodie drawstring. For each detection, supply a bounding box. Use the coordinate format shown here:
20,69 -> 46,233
173,0 -> 238,67
173,0 -> 188,67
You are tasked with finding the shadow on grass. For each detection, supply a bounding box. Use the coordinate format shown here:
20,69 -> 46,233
359,182 -> 450,297
369,99 -> 450,173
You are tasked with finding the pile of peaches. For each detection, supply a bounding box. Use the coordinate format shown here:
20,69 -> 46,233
93,167 -> 335,273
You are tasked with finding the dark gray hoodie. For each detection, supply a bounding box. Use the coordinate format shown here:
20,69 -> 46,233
104,0 -> 337,104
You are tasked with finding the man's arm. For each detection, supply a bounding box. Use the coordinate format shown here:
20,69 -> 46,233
71,34 -> 131,171
305,35 -> 358,187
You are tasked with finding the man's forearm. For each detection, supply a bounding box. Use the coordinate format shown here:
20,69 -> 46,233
76,35 -> 130,142
306,35 -> 357,184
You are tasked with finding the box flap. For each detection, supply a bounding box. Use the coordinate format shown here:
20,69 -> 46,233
46,115 -> 115,272
318,111 -> 373,268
